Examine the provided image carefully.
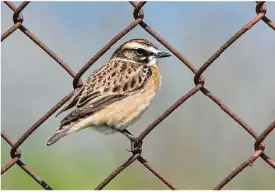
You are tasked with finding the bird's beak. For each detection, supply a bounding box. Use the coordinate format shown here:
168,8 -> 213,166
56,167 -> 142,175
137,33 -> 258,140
155,51 -> 171,58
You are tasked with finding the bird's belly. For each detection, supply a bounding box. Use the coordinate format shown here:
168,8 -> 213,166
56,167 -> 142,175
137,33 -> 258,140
91,85 -> 157,130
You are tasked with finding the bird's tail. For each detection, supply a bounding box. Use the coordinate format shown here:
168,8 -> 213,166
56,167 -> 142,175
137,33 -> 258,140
46,127 -> 71,146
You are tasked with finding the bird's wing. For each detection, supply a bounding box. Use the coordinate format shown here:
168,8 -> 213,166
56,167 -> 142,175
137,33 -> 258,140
59,60 -> 151,127
55,86 -> 85,117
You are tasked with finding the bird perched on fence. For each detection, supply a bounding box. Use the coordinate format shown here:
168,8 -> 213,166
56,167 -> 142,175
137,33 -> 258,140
46,38 -> 171,152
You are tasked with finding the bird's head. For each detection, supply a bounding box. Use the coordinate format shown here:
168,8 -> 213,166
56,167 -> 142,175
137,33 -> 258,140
111,38 -> 171,66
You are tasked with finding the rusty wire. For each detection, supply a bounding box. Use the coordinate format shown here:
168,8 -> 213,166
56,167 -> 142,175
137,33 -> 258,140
1,1 -> 274,190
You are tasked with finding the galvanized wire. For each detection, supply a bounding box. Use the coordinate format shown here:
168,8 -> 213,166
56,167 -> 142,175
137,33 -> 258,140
1,1 -> 274,190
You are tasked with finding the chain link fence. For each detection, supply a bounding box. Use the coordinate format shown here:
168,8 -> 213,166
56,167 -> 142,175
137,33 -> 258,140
1,1 -> 275,190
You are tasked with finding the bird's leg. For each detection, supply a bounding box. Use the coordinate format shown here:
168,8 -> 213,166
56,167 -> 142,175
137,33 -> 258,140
117,129 -> 143,154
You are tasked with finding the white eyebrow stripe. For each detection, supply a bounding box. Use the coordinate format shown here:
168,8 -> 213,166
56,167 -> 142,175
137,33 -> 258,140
146,46 -> 159,54
123,42 -> 159,54
123,42 -> 144,50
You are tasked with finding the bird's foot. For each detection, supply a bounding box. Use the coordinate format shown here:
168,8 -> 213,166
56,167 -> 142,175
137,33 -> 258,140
118,129 -> 143,154
126,139 -> 143,154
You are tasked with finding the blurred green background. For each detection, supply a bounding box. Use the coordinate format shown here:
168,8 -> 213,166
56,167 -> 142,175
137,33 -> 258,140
1,1 -> 275,190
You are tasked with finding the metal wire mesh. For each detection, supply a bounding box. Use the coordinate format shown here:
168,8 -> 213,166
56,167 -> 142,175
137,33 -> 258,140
1,1 -> 274,190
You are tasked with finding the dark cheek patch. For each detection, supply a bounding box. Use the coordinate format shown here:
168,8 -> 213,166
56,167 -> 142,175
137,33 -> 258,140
144,57 -> 149,63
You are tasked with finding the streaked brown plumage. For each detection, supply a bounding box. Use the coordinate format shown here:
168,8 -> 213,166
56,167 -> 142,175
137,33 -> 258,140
46,38 -> 171,150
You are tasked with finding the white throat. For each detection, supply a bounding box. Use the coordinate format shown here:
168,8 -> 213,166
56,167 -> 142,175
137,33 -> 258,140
147,56 -> 157,66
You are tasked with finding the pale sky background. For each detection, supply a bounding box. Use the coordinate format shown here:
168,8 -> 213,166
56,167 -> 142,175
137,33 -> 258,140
1,1 -> 275,190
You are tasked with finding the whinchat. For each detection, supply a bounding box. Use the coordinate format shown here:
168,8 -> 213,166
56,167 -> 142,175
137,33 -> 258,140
46,38 -> 171,152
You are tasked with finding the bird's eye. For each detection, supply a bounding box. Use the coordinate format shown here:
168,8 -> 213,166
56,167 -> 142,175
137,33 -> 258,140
136,48 -> 146,55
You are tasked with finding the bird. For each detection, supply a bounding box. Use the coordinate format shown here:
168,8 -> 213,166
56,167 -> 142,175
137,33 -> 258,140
46,38 -> 171,152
